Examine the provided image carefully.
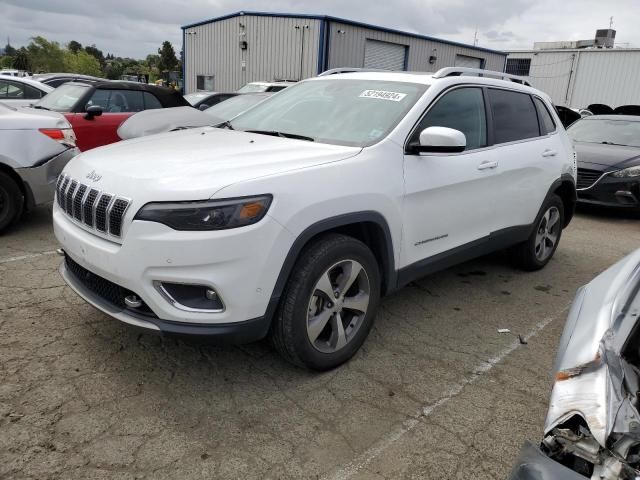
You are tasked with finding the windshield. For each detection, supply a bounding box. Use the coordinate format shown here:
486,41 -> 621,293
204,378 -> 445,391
568,118 -> 640,147
34,84 -> 89,112
204,94 -> 270,123
237,83 -> 268,93
230,79 -> 428,147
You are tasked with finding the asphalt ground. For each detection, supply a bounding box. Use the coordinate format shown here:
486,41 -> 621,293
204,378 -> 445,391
1,205 -> 638,479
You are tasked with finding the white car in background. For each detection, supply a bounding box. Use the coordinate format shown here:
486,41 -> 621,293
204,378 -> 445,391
237,80 -> 295,93
0,103 -> 78,231
0,76 -> 53,108
54,68 -> 576,370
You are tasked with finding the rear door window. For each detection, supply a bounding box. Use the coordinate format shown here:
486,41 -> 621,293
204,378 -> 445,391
24,85 -> 44,99
142,92 -> 162,109
87,89 -> 145,112
0,80 -> 25,99
533,97 -> 556,134
488,89 -> 540,144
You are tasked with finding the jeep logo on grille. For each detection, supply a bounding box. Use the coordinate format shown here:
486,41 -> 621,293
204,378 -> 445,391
86,170 -> 102,182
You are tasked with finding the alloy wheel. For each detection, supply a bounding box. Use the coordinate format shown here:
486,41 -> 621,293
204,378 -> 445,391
535,206 -> 560,261
306,259 -> 371,353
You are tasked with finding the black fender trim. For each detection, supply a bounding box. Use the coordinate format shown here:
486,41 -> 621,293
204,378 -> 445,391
264,211 -> 397,324
546,173 -> 577,227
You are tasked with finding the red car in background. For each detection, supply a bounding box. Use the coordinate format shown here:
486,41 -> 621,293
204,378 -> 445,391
31,81 -> 189,151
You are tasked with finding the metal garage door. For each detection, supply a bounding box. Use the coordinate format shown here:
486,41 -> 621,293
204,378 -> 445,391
364,39 -> 407,71
455,54 -> 483,69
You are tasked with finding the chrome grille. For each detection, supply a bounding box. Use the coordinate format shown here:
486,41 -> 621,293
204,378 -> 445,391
108,199 -> 129,237
577,168 -> 604,190
65,180 -> 77,213
56,174 -> 130,238
58,177 -> 70,210
83,189 -> 99,227
73,184 -> 87,221
95,194 -> 112,232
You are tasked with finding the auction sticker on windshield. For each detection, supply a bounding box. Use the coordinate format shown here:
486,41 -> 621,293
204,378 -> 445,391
359,90 -> 407,101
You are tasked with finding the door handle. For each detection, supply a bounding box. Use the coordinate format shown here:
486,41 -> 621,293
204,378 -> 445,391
542,150 -> 557,157
477,161 -> 498,170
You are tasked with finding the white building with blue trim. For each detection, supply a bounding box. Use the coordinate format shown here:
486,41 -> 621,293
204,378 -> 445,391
181,11 -> 507,93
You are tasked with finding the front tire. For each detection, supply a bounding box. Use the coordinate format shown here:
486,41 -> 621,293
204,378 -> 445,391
509,194 -> 564,271
270,234 -> 381,371
0,171 -> 23,233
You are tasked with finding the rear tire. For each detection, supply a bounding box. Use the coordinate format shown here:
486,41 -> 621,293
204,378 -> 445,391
0,171 -> 23,233
270,233 -> 381,371
509,194 -> 564,271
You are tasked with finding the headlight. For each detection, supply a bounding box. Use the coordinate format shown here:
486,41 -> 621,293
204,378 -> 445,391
611,166 -> 640,178
134,195 -> 272,231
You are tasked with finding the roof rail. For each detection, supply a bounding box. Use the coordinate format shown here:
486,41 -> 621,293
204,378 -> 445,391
432,67 -> 531,86
318,67 -> 386,76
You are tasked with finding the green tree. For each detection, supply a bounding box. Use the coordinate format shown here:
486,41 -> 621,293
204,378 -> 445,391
4,43 -> 16,57
68,40 -> 82,54
26,36 -> 64,72
84,44 -> 105,68
157,41 -> 178,78
0,56 -> 13,68
63,50 -> 102,76
12,48 -> 31,71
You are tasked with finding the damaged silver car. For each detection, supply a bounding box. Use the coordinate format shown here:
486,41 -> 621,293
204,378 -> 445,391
510,249 -> 640,479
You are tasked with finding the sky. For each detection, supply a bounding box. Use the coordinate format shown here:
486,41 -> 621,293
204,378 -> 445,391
1,0 -> 639,58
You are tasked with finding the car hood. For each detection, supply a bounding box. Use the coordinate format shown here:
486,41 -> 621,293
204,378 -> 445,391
117,106 -> 212,140
0,104 -> 72,130
61,127 -> 362,203
575,141 -> 640,170
545,248 -> 640,446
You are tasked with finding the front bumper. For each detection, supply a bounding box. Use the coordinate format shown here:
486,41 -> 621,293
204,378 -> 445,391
15,147 -> 79,208
54,203 -> 294,339
508,442 -> 586,480
59,257 -> 271,342
577,173 -> 640,210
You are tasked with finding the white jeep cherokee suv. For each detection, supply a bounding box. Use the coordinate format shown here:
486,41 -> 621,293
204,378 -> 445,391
53,68 -> 576,370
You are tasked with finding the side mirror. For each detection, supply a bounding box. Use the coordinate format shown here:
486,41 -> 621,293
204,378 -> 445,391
409,126 -> 466,154
84,105 -> 103,119
198,104 -> 210,111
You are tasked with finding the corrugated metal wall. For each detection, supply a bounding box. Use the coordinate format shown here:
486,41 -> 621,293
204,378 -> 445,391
184,15 -> 320,93
507,49 -> 640,108
184,14 -> 507,93
326,21 -> 506,73
571,50 -> 640,107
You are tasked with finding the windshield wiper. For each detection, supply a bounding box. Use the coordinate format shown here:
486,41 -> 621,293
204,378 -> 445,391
243,130 -> 314,142
601,141 -> 629,146
31,105 -> 50,110
215,120 -> 234,130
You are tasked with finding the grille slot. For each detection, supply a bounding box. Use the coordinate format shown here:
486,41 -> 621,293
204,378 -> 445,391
577,168 -> 604,189
65,180 -> 78,213
56,176 -> 130,239
95,194 -> 113,232
108,199 -> 129,237
58,177 -> 70,211
55,175 -> 65,207
73,184 -> 87,221
84,189 -> 99,227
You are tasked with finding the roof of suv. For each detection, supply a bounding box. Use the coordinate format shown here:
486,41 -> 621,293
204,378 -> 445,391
311,70 -> 547,100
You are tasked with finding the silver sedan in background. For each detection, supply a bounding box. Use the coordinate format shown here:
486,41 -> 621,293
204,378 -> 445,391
0,103 -> 79,232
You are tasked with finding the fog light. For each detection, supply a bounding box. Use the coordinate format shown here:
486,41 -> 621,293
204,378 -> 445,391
205,289 -> 218,300
154,282 -> 224,312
